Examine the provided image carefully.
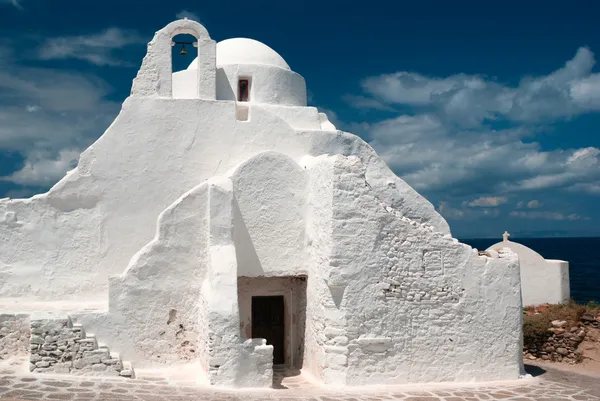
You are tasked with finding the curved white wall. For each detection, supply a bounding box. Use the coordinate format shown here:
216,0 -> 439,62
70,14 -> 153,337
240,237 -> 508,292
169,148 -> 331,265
175,64 -> 307,105
231,151 -> 307,277
217,64 -> 306,106
488,241 -> 570,306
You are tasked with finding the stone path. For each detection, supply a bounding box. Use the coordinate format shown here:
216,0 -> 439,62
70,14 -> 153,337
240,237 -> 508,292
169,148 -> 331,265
0,363 -> 598,401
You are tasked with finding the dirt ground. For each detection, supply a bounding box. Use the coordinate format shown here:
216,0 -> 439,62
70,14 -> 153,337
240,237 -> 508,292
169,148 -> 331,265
526,325 -> 600,381
579,326 -> 600,370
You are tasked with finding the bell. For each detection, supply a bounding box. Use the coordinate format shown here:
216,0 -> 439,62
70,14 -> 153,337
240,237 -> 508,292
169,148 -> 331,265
180,44 -> 188,56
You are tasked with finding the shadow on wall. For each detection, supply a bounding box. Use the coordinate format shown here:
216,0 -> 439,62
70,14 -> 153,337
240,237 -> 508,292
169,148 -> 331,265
233,197 -> 264,276
524,364 -> 546,378
216,68 -> 236,101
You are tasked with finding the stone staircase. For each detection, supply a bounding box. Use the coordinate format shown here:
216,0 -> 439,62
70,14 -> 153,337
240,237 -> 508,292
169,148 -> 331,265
30,316 -> 134,378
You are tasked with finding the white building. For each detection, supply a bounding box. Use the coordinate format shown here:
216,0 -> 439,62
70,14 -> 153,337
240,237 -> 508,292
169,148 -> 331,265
0,19 -> 524,388
488,232 -> 570,306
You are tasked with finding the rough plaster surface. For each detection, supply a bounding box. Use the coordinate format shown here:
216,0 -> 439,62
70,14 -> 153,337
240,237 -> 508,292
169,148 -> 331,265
205,177 -> 243,387
75,183 -> 211,367
302,155 -> 340,384
231,152 -> 307,277
0,18 -> 522,389
237,339 -> 274,388
131,19 -> 216,99
301,155 -> 525,386
0,314 -> 29,360
488,240 -> 570,306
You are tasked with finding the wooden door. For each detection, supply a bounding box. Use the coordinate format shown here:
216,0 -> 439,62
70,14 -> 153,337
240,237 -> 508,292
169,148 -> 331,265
252,296 -> 285,364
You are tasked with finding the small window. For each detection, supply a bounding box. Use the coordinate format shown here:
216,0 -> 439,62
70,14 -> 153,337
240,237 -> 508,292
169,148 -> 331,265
238,79 -> 249,102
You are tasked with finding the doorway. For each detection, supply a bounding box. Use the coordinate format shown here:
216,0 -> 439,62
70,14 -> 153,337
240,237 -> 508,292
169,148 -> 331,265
238,276 -> 306,368
252,295 -> 285,364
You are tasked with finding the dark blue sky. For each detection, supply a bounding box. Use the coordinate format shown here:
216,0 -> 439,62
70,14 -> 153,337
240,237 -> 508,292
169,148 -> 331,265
1,0 -> 599,238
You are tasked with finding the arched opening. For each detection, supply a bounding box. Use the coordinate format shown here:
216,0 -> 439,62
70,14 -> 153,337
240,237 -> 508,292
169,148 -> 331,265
171,33 -> 197,72
171,33 -> 198,99
131,19 -> 216,99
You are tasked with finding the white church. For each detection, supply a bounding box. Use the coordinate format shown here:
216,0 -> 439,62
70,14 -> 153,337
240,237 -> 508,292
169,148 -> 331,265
488,232 -> 570,307
0,19 -> 525,388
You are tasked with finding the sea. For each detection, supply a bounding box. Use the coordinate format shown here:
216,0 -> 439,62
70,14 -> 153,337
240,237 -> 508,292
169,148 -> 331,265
460,237 -> 600,304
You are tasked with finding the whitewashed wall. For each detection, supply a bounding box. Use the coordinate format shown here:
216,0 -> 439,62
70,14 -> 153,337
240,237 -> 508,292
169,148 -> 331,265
303,155 -> 524,385
231,152 -> 307,277
488,241 -> 570,306
74,183 -> 211,367
0,99 -> 447,301
0,18 -> 525,389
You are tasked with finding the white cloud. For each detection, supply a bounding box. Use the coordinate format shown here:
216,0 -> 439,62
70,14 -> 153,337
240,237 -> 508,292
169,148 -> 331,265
509,211 -> 583,221
176,10 -> 201,22
569,182 -> 600,194
3,150 -> 80,186
343,95 -> 396,111
571,74 -> 600,109
362,72 -> 461,106
438,201 -> 465,220
38,28 -> 145,66
366,112 -> 600,196
0,41 -> 120,188
345,47 -> 600,225
482,208 -> 501,217
358,47 -> 600,126
466,196 -> 508,207
438,201 -> 501,220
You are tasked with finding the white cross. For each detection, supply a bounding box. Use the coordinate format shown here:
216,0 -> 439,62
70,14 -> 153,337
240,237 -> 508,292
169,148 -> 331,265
502,231 -> 510,242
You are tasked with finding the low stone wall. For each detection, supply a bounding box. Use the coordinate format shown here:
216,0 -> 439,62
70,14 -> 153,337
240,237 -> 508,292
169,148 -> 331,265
30,316 -> 130,377
236,339 -> 274,388
581,311 -> 600,329
0,314 -> 30,360
524,320 -> 586,363
524,310 -> 600,363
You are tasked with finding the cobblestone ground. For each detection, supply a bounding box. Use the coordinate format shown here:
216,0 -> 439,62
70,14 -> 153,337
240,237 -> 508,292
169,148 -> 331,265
0,363 -> 598,401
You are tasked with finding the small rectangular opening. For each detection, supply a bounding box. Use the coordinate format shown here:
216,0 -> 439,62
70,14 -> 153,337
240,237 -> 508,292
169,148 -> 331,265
238,78 -> 250,102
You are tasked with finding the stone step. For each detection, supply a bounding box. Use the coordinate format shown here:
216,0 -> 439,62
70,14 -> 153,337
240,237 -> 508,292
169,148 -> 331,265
76,334 -> 98,351
97,345 -> 110,353
82,349 -> 110,359
28,317 -> 134,379
70,323 -> 85,339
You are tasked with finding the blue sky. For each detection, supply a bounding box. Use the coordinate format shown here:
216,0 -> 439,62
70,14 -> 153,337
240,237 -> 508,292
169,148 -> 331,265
1,0 -> 599,238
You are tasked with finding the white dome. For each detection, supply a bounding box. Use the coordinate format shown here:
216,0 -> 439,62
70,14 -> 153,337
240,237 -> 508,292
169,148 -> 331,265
187,38 -> 290,71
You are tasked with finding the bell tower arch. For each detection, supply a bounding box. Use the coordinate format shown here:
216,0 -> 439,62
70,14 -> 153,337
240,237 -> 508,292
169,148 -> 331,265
131,18 -> 216,99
